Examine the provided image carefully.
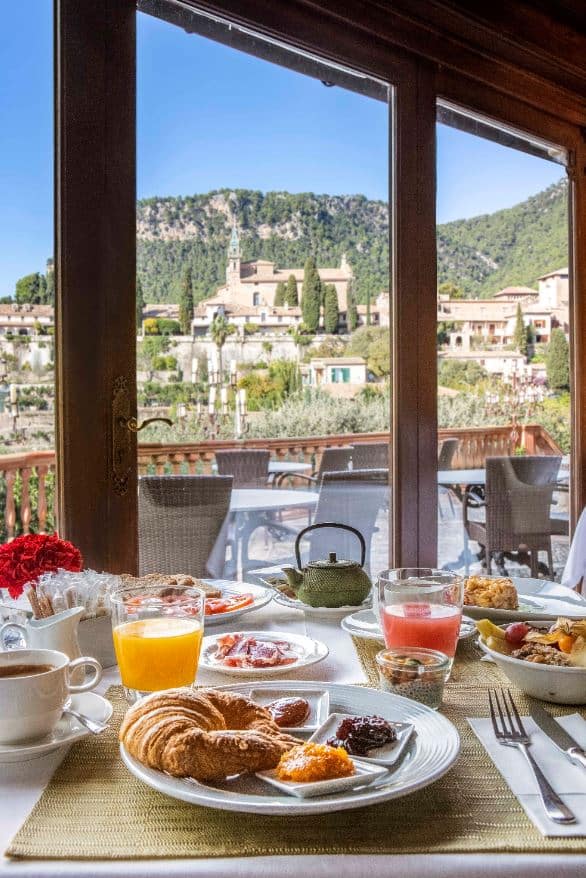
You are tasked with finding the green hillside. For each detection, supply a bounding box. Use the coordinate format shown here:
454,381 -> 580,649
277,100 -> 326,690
136,180 -> 568,304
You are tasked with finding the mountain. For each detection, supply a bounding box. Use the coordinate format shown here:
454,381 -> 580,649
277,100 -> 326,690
134,179 -> 567,304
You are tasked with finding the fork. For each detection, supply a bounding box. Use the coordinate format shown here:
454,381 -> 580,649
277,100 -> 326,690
488,688 -> 576,824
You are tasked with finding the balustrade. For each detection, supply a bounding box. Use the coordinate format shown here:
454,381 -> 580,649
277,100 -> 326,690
0,425 -> 562,540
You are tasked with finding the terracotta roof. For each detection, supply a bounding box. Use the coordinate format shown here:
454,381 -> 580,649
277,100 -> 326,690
0,304 -> 53,317
537,267 -> 568,280
493,286 -> 538,297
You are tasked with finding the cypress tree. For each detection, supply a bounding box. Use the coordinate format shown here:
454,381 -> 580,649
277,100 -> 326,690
274,281 -> 286,307
546,328 -> 570,391
179,267 -> 194,335
286,274 -> 298,306
323,284 -> 339,334
301,257 -> 321,332
514,303 -> 527,357
346,280 -> 358,331
136,277 -> 145,332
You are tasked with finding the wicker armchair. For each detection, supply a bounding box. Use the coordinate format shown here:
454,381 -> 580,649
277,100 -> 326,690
274,446 -> 352,489
463,455 -> 562,576
351,442 -> 389,470
437,437 -> 459,519
139,475 -> 233,578
309,468 -> 388,575
215,449 -> 270,488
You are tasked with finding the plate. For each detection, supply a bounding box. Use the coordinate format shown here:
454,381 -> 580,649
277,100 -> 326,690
341,609 -> 477,643
247,687 -> 330,732
257,757 -> 387,799
0,692 -> 112,763
120,680 -> 460,815
309,712 -> 415,767
270,586 -> 372,618
199,630 -> 329,677
203,580 -> 273,627
463,576 -> 586,623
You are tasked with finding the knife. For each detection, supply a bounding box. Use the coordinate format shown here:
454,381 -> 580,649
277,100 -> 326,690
529,702 -> 586,770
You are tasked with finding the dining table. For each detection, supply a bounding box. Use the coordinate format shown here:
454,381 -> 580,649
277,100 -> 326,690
2,586 -> 586,877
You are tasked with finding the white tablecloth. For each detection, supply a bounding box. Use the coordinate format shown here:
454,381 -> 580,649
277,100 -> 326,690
1,601 -> 585,876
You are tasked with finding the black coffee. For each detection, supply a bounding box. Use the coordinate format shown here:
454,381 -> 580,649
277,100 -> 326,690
0,663 -> 55,678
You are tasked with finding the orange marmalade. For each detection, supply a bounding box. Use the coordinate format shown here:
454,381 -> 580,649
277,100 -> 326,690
276,742 -> 355,782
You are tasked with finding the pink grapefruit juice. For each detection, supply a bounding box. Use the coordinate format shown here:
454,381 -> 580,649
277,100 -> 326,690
381,603 -> 462,657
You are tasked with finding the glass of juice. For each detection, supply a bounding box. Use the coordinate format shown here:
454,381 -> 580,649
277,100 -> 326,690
110,582 -> 205,703
376,569 -> 463,667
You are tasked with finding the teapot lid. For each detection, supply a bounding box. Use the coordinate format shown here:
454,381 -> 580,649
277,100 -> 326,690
307,552 -> 360,569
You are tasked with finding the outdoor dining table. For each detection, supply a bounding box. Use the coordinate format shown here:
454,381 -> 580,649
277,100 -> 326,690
1,594 -> 585,876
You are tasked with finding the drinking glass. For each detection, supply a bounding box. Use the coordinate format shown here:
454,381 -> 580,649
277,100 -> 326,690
376,568 -> 464,662
109,582 -> 205,703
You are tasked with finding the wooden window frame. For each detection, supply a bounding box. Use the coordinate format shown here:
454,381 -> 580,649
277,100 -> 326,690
55,0 -> 586,571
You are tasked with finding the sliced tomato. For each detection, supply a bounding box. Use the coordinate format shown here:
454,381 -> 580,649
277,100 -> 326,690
204,593 -> 254,616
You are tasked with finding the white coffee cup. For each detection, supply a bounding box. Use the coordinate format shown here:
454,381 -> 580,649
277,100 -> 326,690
0,648 -> 102,745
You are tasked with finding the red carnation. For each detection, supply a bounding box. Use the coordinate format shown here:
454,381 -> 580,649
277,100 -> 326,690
0,534 -> 83,599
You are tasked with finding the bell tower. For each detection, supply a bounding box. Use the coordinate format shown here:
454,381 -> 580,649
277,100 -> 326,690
226,224 -> 241,292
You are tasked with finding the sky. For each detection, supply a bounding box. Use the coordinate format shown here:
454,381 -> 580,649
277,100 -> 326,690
0,3 -> 565,298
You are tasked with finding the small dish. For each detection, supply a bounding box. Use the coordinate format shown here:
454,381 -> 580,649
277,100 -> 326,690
0,691 -> 112,763
309,712 -> 415,766
199,630 -> 329,677
248,687 -> 330,733
256,758 -> 387,799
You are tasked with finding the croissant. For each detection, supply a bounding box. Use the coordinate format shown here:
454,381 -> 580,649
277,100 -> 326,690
119,688 -> 301,781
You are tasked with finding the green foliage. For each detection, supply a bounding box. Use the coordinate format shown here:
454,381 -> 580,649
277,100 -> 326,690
286,274 -> 298,306
137,336 -> 170,378
346,280 -> 358,331
305,338 -> 346,362
301,256 -> 322,332
152,355 -> 178,371
237,358 -> 301,411
143,317 -> 181,335
346,326 -> 390,376
323,283 -> 339,333
261,341 -> 273,358
138,381 -> 195,407
274,281 -> 286,307
546,328 -> 570,391
243,322 -> 258,335
178,267 -> 194,335
514,303 -> 528,356
438,282 -> 464,299
15,273 -> 50,305
438,359 -> 488,389
437,321 -> 456,347
136,277 -> 145,331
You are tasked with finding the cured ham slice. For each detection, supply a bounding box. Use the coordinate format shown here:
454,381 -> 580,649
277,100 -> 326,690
215,633 -> 300,668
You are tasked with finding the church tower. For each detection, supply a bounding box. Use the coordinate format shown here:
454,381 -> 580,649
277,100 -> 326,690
226,224 -> 241,292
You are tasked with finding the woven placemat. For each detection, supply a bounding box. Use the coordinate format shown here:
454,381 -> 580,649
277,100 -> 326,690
7,640 -> 586,860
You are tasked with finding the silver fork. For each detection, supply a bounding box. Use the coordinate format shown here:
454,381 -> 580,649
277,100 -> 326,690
488,688 -> 575,824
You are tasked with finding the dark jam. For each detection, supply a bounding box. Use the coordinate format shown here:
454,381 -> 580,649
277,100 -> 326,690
327,715 -> 397,756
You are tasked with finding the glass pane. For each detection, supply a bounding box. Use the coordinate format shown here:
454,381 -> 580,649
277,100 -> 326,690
436,109 -> 571,592
136,6 -> 392,594
0,2 -> 55,549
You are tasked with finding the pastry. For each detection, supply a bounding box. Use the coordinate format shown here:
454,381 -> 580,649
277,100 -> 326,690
119,688 -> 300,781
464,575 -> 518,610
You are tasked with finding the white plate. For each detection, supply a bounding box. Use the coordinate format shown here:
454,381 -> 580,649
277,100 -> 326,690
199,630 -> 329,677
463,576 -> 586,623
120,680 -> 460,815
258,574 -> 371,617
309,712 -> 415,767
341,609 -> 477,643
257,757 -> 387,799
203,580 -> 273,627
247,687 -> 330,733
0,692 -> 112,763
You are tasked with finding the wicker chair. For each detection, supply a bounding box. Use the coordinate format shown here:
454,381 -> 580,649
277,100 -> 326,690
215,449 -> 270,488
308,468 -> 388,575
139,475 -> 233,578
437,437 -> 459,519
274,446 -> 352,489
463,455 -> 562,576
351,442 -> 389,470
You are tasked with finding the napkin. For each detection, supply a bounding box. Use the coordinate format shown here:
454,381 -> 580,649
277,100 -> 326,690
468,713 -> 586,836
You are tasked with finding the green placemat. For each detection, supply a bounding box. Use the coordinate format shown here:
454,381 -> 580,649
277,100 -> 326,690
7,641 -> 586,860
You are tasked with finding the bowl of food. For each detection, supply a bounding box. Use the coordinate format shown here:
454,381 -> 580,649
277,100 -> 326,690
477,617 -> 586,704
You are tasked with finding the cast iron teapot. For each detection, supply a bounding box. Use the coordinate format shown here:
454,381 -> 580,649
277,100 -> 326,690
282,522 -> 372,608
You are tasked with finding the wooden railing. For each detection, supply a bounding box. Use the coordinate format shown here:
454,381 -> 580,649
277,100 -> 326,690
0,424 -> 562,540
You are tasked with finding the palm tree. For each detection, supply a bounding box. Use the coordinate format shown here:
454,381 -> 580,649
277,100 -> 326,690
209,314 -> 236,374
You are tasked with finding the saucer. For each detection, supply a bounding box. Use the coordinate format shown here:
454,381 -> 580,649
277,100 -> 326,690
0,691 -> 112,763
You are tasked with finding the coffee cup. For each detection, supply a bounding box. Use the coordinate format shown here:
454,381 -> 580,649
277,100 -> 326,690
0,648 -> 102,745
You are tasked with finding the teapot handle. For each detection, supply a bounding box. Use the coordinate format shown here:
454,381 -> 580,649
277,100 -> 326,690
295,522 -> 366,569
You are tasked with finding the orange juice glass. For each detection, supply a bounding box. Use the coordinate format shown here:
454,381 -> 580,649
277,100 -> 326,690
377,569 -> 463,666
110,582 -> 205,703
